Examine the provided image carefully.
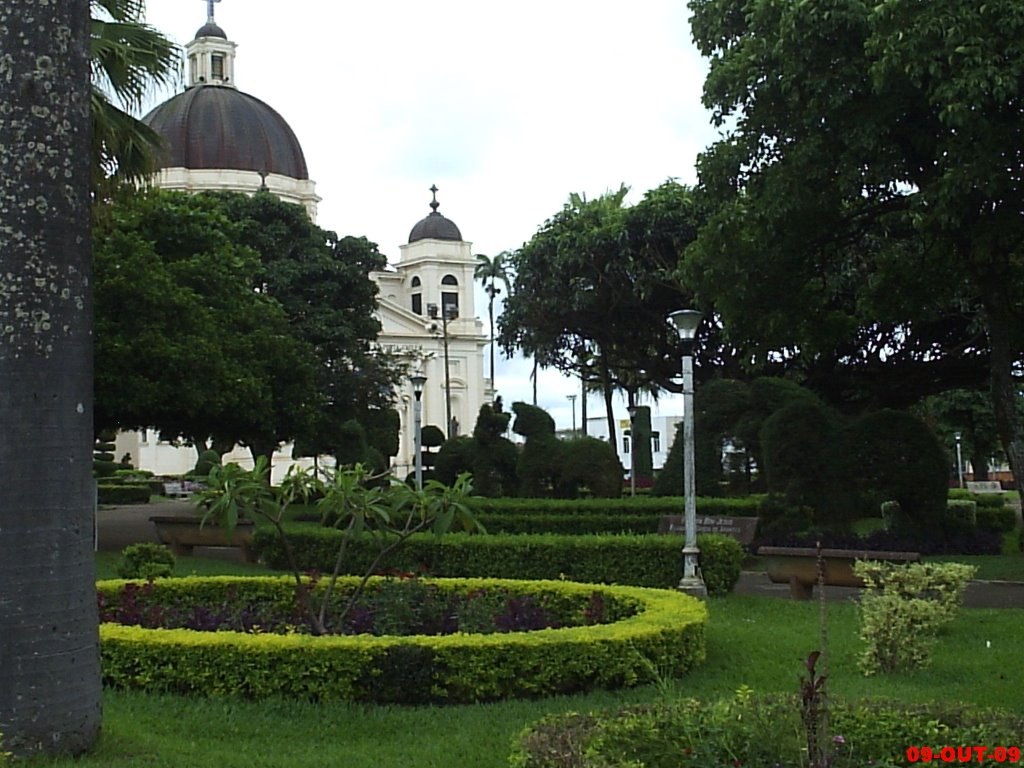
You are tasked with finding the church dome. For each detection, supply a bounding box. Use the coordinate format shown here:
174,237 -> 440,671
194,21 -> 226,39
142,86 -> 310,180
408,186 -> 462,242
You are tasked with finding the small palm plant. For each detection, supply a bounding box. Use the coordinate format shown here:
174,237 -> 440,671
196,459 -> 481,635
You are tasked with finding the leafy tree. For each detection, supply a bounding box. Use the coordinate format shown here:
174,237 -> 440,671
501,182 -> 732,447
0,0 -> 101,755
93,189 -> 321,463
686,0 -> 1024,495
474,252 -> 512,393
90,0 -> 179,193
213,191 -> 396,458
918,389 -> 1004,482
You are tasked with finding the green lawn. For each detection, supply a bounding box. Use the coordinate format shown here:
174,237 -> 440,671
25,579 -> 1024,767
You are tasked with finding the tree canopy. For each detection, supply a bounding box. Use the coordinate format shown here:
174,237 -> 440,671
685,0 -> 1024,492
94,190 -> 393,463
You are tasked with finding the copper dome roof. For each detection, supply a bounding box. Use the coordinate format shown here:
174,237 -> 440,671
408,187 -> 463,242
142,85 -> 309,180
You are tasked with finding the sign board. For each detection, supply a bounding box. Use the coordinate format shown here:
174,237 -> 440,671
658,515 -> 759,546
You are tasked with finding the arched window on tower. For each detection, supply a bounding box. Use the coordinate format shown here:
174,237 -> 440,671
441,274 -> 459,317
410,276 -> 422,315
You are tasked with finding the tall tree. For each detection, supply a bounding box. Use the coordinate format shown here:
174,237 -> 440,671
93,189 -> 322,463
89,0 -> 179,192
0,0 -> 101,756
499,183 -> 714,445
686,0 -> 1024,493
214,191 -> 398,461
473,251 -> 512,397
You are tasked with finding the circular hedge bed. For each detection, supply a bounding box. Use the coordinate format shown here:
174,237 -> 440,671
97,576 -> 707,703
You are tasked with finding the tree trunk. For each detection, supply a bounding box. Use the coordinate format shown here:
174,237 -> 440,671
970,452 -> 989,482
601,358 -> 617,450
0,1 -> 101,756
985,305 -> 1024,500
248,441 -> 278,482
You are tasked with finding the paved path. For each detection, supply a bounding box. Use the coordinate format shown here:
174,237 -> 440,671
97,502 -> 1024,607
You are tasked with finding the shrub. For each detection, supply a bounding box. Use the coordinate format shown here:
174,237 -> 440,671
696,533 -> 743,596
854,561 -> 976,675
845,409 -> 949,534
116,543 -> 176,579
556,437 -> 622,499
975,502 -> 1017,535
98,576 -> 708,703
511,695 -> 1024,768
760,399 -> 857,527
471,401 -> 519,497
97,484 -> 151,504
434,436 -> 475,486
253,527 -> 744,592
943,499 -> 977,536
192,449 -> 221,477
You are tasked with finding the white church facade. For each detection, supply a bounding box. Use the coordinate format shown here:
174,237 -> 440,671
114,7 -> 489,482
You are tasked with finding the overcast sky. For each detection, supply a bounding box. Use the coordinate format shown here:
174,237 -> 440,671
139,0 -> 720,430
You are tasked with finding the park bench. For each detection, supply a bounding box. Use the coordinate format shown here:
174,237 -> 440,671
150,515 -> 257,562
757,546 -> 920,600
965,480 -> 1004,494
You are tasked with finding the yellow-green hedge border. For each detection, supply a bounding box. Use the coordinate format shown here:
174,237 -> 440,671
98,576 -> 707,703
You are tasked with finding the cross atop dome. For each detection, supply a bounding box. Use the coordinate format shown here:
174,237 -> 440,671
206,0 -> 221,22
430,184 -> 440,213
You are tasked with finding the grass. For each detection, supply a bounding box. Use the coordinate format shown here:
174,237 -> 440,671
95,551 -> 283,580
25,576 -> 1024,767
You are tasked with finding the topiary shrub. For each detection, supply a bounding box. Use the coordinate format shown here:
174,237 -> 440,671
557,437 -> 622,499
193,449 -> 221,477
97,484 -> 151,504
760,398 -> 858,527
471,401 -> 519,497
845,410 -> 949,535
513,402 -> 562,498
116,543 -> 176,579
696,533 -> 743,595
943,499 -> 978,536
434,436 -> 475,486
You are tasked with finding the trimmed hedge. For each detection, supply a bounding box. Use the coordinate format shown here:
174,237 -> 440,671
252,528 -> 743,595
97,484 -> 151,505
98,576 -> 707,703
470,496 -> 763,517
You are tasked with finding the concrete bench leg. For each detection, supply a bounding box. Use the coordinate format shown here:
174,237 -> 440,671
789,576 -> 813,600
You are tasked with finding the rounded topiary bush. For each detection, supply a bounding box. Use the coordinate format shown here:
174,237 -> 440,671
193,449 -> 221,478
97,575 -> 707,703
116,543 -> 175,579
845,409 -> 948,534
558,437 -> 623,499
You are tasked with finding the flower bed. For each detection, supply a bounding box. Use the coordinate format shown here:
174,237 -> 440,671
97,576 -> 707,703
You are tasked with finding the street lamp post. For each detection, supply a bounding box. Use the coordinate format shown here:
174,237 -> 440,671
567,394 -> 577,435
428,303 -> 458,438
954,431 -> 964,489
627,404 -> 638,497
411,372 -> 427,490
669,308 -> 707,597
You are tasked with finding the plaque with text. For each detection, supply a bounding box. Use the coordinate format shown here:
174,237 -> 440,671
658,515 -> 758,545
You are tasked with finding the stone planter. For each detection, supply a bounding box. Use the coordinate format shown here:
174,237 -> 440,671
757,546 -> 920,599
150,515 -> 257,562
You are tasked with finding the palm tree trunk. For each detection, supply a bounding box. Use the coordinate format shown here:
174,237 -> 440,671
0,1 -> 101,756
